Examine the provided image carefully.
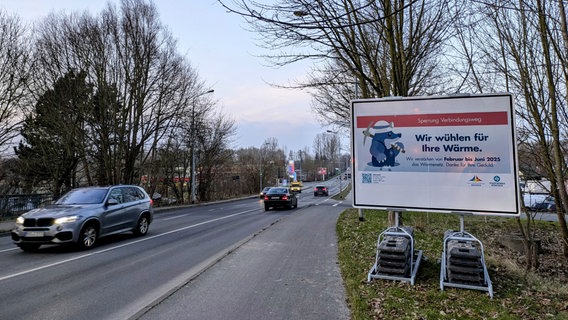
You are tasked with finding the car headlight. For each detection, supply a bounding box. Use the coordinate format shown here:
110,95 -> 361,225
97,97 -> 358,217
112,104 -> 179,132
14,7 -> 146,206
16,216 -> 25,224
55,215 -> 81,224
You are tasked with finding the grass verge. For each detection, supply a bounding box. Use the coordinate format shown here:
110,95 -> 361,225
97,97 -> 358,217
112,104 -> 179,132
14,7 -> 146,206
337,209 -> 568,319
333,183 -> 352,201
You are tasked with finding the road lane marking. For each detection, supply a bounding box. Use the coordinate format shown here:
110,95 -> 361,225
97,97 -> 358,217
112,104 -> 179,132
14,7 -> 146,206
0,247 -> 19,253
0,209 -> 257,282
162,215 -> 187,221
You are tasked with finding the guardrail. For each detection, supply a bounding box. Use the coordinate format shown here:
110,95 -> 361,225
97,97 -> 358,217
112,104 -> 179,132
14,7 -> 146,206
0,194 -> 53,219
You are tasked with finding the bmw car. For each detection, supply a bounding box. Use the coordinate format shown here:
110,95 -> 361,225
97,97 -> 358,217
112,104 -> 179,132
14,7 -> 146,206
11,185 -> 153,252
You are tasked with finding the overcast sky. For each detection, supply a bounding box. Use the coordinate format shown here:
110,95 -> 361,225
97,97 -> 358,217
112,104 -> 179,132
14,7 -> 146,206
0,0 -> 329,153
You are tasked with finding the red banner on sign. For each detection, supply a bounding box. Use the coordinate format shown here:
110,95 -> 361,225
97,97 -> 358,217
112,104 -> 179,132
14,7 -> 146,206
356,111 -> 508,129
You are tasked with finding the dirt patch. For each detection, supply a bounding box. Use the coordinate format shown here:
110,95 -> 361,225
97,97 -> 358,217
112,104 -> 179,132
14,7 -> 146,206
485,225 -> 568,284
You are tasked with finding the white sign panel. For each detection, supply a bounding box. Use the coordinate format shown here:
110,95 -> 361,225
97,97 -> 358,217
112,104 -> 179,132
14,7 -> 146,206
351,94 -> 520,216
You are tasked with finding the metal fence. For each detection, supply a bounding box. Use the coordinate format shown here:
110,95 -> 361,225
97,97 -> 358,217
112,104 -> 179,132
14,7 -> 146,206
0,194 -> 54,219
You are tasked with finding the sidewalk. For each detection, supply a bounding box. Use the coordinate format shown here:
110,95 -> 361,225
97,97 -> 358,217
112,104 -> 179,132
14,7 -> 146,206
137,200 -> 351,320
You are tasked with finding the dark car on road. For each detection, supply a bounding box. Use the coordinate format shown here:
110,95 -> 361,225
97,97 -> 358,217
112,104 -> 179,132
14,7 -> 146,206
263,187 -> 298,211
313,185 -> 329,197
11,185 -> 154,252
260,187 -> 272,198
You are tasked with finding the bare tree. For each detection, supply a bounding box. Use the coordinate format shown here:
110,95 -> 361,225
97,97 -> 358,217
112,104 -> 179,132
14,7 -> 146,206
220,0 -> 456,128
147,133 -> 189,202
27,0 -> 203,187
0,11 -> 30,153
235,147 -> 262,194
459,0 -> 568,260
178,92 -> 215,202
195,112 -> 237,201
93,0 -> 195,184
312,132 -> 340,178
263,138 -> 287,186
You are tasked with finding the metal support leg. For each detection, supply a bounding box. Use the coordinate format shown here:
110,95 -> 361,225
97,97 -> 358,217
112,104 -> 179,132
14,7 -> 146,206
440,216 -> 493,298
368,212 -> 423,285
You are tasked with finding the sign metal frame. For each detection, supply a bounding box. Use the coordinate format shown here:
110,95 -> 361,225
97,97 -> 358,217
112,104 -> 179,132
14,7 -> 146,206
350,94 -> 520,217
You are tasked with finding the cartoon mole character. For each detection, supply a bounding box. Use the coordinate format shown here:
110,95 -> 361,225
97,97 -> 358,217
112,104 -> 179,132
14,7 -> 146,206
363,120 -> 405,167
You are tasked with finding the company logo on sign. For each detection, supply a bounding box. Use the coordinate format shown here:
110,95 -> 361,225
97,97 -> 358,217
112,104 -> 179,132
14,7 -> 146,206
490,175 -> 505,187
468,175 -> 483,187
469,176 -> 482,182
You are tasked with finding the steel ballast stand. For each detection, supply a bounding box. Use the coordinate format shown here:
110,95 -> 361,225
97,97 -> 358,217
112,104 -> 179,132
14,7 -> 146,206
367,211 -> 423,285
440,215 -> 493,298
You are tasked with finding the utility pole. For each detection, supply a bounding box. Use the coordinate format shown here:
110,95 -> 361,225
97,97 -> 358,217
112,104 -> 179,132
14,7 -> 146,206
258,142 -> 270,193
191,89 -> 214,204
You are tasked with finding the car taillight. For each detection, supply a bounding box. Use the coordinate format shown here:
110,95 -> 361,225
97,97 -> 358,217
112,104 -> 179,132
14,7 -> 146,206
282,195 -> 288,200
323,188 -> 327,191
264,196 -> 269,200
314,188 -> 317,191
150,199 -> 154,206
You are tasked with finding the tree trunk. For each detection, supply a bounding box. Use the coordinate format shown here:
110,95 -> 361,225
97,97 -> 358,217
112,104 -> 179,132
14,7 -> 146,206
536,0 -> 568,256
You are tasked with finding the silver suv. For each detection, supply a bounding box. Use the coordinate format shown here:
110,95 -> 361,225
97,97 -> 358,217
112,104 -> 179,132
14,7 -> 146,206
11,185 -> 154,252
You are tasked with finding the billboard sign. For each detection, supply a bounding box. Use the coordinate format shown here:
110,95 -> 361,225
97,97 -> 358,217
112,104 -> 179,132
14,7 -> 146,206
351,94 -> 520,216
287,160 -> 295,174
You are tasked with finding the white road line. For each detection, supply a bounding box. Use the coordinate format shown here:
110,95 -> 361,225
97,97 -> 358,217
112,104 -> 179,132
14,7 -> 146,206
0,247 -> 18,253
162,215 -> 187,221
0,209 -> 256,282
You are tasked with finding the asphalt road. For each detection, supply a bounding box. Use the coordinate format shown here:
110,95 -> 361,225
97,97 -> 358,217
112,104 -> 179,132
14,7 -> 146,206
0,179 -> 349,320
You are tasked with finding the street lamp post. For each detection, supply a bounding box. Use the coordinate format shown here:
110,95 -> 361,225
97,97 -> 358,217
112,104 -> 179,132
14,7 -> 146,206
259,142 -> 270,194
298,150 -> 303,181
326,130 -> 343,195
327,128 -> 365,221
191,89 -> 214,204
326,130 -> 361,220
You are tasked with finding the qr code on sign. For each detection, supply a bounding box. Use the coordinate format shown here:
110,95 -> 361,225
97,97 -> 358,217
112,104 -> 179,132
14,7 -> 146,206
362,173 -> 372,184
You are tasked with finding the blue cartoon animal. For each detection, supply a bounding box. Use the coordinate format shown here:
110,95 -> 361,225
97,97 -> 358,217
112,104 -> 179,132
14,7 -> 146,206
363,120 -> 405,167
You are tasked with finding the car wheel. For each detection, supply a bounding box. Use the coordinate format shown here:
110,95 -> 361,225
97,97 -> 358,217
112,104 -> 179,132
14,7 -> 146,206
287,203 -> 292,210
18,243 -> 41,252
133,214 -> 150,236
314,193 -> 317,197
77,223 -> 98,250
264,204 -> 270,211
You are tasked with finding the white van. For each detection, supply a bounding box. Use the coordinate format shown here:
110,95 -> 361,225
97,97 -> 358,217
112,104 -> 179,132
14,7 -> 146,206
523,193 -> 548,209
